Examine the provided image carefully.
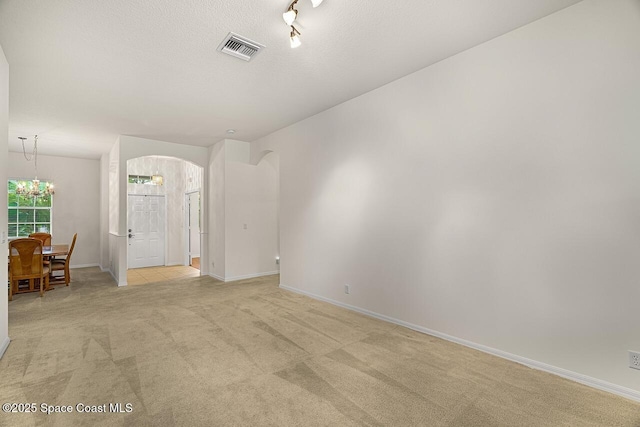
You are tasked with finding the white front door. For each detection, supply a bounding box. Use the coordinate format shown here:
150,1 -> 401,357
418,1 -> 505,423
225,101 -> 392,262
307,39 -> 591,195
128,195 -> 166,269
187,192 -> 200,264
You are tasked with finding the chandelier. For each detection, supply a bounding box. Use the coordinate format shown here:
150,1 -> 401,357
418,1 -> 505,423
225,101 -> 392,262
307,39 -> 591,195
15,135 -> 55,199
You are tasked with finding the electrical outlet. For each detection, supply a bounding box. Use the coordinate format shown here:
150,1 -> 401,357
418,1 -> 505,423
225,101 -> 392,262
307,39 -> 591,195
630,351 -> 640,370
344,284 -> 350,294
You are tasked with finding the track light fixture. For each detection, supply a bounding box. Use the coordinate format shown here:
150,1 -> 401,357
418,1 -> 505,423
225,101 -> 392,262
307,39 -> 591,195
282,0 -> 324,48
290,26 -> 301,48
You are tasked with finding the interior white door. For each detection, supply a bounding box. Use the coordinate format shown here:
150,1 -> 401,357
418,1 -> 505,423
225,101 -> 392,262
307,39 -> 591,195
188,192 -> 200,264
128,195 -> 166,269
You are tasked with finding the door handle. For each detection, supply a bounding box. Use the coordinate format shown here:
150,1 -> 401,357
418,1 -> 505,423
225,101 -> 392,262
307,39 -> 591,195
128,234 -> 135,238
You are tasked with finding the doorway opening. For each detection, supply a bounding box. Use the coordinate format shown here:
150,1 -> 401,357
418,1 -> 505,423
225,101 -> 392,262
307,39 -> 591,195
126,156 -> 204,273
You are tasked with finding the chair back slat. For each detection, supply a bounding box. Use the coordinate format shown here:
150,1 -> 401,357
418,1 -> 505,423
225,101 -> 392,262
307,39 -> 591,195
67,233 -> 78,261
29,232 -> 52,246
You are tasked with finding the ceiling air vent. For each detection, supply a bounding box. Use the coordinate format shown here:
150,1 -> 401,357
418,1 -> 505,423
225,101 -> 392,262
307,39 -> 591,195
217,32 -> 265,62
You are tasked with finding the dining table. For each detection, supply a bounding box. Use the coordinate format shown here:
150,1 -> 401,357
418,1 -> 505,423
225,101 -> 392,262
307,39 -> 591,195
43,244 -> 69,258
7,243 -> 69,293
7,244 -> 68,258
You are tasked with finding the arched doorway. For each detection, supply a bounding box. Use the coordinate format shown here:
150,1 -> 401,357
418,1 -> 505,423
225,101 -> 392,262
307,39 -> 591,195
126,156 -> 204,279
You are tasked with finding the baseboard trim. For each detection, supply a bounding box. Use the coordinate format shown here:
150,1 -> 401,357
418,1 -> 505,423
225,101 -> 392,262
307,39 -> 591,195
0,336 -> 10,359
70,263 -> 100,269
226,271 -> 279,282
208,271 -> 279,282
279,284 -> 640,403
166,262 -> 184,267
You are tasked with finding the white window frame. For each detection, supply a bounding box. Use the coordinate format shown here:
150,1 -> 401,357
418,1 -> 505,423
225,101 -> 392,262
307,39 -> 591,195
7,178 -> 54,239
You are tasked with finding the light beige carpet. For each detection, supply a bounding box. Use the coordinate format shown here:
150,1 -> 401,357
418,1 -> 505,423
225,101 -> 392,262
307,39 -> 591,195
127,265 -> 200,286
1,268 -> 639,426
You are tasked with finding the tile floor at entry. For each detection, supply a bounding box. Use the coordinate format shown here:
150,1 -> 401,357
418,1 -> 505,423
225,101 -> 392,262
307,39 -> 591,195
126,265 -> 200,285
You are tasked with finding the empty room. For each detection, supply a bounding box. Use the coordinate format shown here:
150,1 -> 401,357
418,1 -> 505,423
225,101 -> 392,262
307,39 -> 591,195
1,0 -> 639,425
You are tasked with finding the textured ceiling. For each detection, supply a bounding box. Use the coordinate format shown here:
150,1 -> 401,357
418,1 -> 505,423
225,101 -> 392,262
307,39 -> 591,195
0,0 -> 583,159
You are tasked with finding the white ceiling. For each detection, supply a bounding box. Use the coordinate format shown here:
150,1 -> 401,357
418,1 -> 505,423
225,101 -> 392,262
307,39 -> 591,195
0,0 -> 583,159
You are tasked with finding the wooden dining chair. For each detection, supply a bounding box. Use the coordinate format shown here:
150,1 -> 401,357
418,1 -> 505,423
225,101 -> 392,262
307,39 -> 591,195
9,238 -> 50,300
29,232 -> 52,246
50,233 -> 77,286
29,232 -> 53,265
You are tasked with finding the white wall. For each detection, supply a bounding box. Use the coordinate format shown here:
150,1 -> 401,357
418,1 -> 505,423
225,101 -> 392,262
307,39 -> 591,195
208,142 -> 225,279
99,154 -> 109,269
0,43 -> 10,358
225,139 -> 251,163
185,161 -> 202,259
225,160 -> 279,280
253,0 -> 640,397
207,139 -> 279,281
108,141 -> 120,234
7,152 -> 101,267
107,140 -> 124,282
185,160 -> 202,193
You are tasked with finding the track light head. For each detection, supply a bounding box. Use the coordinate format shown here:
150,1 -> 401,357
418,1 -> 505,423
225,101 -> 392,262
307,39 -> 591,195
290,26 -> 301,48
311,0 -> 323,7
283,1 -> 299,25
283,9 -> 297,25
